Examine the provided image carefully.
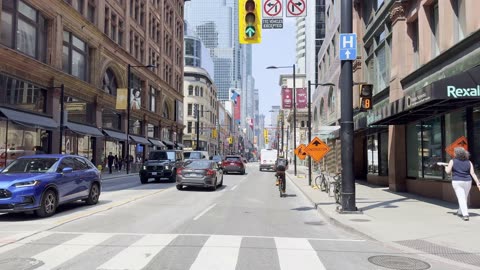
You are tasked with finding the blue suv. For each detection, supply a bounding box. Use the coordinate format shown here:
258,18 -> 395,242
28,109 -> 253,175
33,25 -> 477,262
0,154 -> 101,217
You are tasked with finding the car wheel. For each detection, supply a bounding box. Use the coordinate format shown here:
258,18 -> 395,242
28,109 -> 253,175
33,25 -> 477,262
35,189 -> 57,218
140,177 -> 148,184
241,169 -> 245,175
176,184 -> 183,190
85,183 -> 100,205
210,179 -> 217,191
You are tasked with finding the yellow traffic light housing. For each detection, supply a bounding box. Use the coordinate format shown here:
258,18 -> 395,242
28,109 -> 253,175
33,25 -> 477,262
359,84 -> 373,111
263,128 -> 268,138
239,0 -> 262,44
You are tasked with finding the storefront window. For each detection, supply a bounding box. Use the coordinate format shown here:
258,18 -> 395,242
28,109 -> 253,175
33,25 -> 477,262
421,117 -> 443,179
407,123 -> 421,178
367,135 -> 378,174
1,74 -> 46,113
104,140 -> 123,162
444,110 -> 466,162
0,121 -> 50,167
472,107 -> 480,174
130,118 -> 142,135
379,132 -> 388,176
62,131 -> 92,160
64,96 -> 94,124
102,109 -> 121,130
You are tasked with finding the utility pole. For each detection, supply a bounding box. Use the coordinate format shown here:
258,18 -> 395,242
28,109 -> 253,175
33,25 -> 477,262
340,0 -> 357,212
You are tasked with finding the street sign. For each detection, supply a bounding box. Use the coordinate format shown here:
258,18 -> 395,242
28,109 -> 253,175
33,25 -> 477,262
445,136 -> 468,158
262,0 -> 282,18
295,144 -> 308,160
286,0 -> 306,17
304,137 -> 330,162
339,33 -> 357,61
262,18 -> 283,29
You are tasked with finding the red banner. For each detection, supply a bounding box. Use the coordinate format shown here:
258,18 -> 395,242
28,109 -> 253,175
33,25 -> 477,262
234,95 -> 241,122
282,87 -> 292,109
296,88 -> 307,109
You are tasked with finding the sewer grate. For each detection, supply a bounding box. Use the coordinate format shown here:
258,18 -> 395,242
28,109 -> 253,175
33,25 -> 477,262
0,258 -> 43,270
368,255 -> 430,270
396,239 -> 480,267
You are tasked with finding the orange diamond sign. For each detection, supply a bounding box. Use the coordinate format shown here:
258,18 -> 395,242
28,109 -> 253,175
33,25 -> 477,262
445,136 -> 468,158
304,137 -> 330,162
295,144 -> 308,160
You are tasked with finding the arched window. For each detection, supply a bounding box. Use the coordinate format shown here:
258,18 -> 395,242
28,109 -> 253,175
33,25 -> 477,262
313,106 -> 318,121
102,68 -> 118,95
188,85 -> 193,96
320,98 -> 325,120
163,102 -> 170,119
328,86 -> 335,113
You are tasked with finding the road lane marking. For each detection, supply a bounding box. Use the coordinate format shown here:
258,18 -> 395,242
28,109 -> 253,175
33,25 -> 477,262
190,235 -> 242,270
275,237 -> 326,270
193,203 -> 217,221
230,185 -> 238,191
32,233 -> 112,270
0,231 -> 52,253
97,234 -> 177,270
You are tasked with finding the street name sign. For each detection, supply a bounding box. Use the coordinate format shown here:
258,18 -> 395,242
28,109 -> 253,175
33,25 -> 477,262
339,33 -> 357,61
304,137 -> 330,162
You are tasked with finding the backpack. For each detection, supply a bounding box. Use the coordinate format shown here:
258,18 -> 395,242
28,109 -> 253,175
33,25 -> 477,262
276,158 -> 287,171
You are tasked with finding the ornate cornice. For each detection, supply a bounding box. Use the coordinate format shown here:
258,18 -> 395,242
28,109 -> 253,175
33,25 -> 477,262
390,1 -> 408,25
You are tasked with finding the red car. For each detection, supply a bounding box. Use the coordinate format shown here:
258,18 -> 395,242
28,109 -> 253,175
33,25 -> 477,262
222,155 -> 245,175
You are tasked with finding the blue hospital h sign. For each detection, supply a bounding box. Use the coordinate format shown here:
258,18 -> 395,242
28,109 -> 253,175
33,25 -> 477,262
339,33 -> 357,61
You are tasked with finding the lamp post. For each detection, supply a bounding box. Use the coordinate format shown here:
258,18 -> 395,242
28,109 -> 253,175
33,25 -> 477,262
266,64 -> 297,175
127,64 -> 155,174
307,80 -> 335,186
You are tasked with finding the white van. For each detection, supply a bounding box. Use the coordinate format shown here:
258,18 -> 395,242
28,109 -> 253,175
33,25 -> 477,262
259,149 -> 278,171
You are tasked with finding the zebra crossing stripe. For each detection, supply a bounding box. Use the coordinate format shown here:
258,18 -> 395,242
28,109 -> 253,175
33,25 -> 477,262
32,233 -> 112,270
0,231 -> 53,255
275,237 -> 326,270
190,235 -> 242,270
97,234 -> 177,270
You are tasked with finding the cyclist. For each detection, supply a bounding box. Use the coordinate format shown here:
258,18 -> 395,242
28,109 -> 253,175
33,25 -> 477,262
275,157 -> 288,195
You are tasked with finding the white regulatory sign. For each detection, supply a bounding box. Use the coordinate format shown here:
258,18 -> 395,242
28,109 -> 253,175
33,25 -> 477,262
286,0 -> 306,17
262,0 -> 283,18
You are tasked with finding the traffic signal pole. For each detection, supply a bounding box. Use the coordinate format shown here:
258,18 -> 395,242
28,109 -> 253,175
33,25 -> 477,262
340,0 -> 357,212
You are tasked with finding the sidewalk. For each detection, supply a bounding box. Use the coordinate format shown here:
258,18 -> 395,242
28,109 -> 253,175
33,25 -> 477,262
100,170 -> 132,180
286,165 -> 480,269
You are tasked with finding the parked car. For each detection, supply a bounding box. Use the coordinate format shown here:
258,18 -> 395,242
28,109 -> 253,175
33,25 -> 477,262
176,160 -> 223,191
183,151 -> 210,161
139,150 -> 183,184
210,155 -> 224,168
0,154 -> 101,217
222,155 -> 246,175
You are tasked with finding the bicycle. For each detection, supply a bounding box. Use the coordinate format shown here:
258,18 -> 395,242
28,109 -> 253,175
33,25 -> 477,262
277,172 -> 286,197
331,174 -> 342,204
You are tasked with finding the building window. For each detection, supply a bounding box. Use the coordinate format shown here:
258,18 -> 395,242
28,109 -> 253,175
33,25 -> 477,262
1,73 -> 47,113
187,121 -> 192,133
87,0 -> 96,23
453,0 -> 466,42
327,86 -> 334,114
188,85 -> 193,96
102,109 -> 121,130
187,103 -> 193,116
409,19 -> 419,69
319,98 -> 324,120
149,86 -> 156,112
430,1 -> 440,57
163,102 -> 170,119
102,68 -> 118,95
195,86 -> 199,96
63,31 -> 88,81
0,0 -> 47,61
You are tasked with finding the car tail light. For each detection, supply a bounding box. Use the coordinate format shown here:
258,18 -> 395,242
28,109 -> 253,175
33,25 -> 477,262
206,169 -> 215,176
176,168 -> 183,175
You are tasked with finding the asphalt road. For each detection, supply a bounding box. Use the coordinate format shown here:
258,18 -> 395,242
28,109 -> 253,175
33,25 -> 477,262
0,163 -> 469,270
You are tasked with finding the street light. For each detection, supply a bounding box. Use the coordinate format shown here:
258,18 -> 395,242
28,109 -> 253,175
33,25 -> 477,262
127,64 -> 156,174
266,64 -> 297,175
307,80 -> 335,186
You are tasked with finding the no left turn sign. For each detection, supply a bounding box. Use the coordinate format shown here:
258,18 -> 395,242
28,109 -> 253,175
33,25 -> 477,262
262,0 -> 282,18
286,0 -> 306,17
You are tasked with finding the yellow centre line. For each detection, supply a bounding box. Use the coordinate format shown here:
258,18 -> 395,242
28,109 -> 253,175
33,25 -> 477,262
56,189 -> 167,225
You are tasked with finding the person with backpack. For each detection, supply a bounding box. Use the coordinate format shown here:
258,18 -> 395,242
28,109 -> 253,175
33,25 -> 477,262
275,157 -> 289,195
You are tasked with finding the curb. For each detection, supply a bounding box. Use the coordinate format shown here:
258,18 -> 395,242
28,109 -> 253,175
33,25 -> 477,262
101,173 -> 135,181
285,172 -> 377,242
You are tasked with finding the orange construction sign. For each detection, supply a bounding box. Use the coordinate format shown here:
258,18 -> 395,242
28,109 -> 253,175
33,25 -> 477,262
295,144 -> 308,160
445,136 -> 468,158
304,137 -> 331,162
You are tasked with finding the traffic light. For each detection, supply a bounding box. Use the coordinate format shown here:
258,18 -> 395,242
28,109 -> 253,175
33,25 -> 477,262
263,128 -> 268,139
239,0 -> 261,44
212,128 -> 217,138
228,137 -> 233,144
359,84 -> 373,111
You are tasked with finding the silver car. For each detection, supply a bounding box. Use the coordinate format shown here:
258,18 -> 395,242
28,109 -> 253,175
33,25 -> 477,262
176,160 -> 223,191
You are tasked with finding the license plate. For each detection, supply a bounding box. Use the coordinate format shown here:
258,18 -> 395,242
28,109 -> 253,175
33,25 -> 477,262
151,172 -> 157,176
230,163 -> 235,165
190,173 -> 200,177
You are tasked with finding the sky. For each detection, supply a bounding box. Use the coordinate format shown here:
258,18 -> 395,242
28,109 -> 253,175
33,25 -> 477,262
252,19 -> 296,126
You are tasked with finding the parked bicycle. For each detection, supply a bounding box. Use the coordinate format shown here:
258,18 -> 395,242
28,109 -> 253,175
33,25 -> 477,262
332,173 -> 342,204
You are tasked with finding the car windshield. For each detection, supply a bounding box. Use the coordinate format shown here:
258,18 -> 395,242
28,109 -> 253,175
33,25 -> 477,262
184,152 -> 202,159
184,160 -> 211,169
1,158 -> 59,173
149,151 -> 174,161
212,155 -> 222,162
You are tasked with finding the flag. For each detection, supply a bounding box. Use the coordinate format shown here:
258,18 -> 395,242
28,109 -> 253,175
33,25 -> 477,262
116,88 -> 128,110
230,89 -> 240,104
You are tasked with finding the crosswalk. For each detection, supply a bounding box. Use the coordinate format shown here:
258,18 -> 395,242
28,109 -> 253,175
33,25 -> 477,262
0,231 -> 363,270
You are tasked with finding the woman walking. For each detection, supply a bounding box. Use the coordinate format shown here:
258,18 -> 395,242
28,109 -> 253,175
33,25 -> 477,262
442,147 -> 480,221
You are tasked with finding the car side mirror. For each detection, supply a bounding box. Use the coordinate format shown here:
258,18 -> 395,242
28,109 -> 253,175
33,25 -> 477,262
62,167 -> 73,174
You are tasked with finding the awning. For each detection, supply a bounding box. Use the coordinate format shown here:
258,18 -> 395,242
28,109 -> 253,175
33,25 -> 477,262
370,65 -> 480,125
129,135 -> 150,145
103,129 -> 128,141
0,107 -> 58,130
176,143 -> 185,148
162,140 -> 175,146
148,138 -> 166,147
65,122 -> 103,137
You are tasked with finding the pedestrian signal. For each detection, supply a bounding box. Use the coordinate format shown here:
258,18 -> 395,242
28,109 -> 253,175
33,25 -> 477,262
239,0 -> 261,44
359,84 -> 373,111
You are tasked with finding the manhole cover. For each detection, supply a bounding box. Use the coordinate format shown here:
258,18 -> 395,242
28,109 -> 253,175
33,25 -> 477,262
0,258 -> 43,270
368,255 -> 430,270
350,219 -> 370,222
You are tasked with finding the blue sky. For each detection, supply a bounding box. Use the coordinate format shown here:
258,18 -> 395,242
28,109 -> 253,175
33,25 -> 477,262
252,19 -> 296,125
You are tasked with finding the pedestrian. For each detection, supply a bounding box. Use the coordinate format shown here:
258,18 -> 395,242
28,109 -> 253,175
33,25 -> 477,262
118,157 -> 123,171
442,147 -> 480,221
107,152 -> 114,174
114,155 -> 119,171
